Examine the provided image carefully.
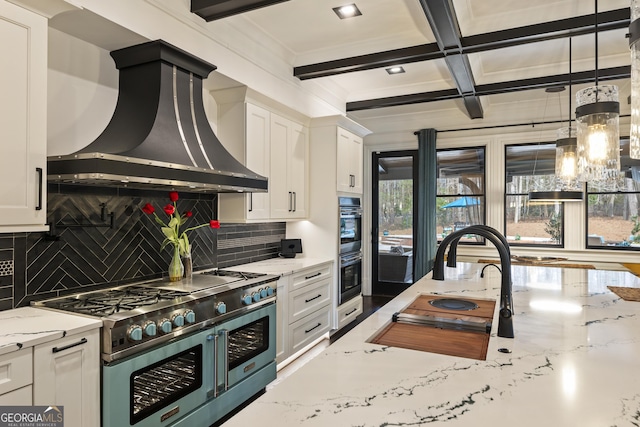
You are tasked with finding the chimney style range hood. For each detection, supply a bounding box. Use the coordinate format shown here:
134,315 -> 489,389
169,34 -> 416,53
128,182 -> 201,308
48,40 -> 268,193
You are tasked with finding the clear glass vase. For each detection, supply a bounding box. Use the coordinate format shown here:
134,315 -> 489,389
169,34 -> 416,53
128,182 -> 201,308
168,245 -> 184,282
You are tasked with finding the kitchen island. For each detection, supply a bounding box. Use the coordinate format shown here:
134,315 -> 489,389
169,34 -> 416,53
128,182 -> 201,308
223,263 -> 640,426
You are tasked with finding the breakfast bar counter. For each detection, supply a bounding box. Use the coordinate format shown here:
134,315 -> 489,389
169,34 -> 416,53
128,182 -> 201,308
223,263 -> 640,426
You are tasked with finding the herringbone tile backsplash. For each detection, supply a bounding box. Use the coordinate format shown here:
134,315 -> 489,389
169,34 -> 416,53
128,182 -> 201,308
0,185 -> 285,310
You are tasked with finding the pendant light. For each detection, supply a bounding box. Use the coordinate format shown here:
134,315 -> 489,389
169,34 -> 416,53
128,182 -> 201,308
630,0 -> 640,158
529,38 -> 583,202
575,0 -> 620,182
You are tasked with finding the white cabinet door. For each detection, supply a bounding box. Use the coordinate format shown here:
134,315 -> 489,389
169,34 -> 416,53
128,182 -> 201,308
245,103 -> 271,220
336,127 -> 363,194
287,122 -> 308,218
269,114 -> 308,219
0,2 -> 47,232
33,329 -> 101,427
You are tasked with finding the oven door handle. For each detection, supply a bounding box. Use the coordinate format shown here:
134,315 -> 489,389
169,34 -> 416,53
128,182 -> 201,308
207,333 -> 219,398
220,329 -> 230,392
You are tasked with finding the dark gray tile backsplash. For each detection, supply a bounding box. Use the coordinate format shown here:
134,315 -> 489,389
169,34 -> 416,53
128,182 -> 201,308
1,185 -> 285,310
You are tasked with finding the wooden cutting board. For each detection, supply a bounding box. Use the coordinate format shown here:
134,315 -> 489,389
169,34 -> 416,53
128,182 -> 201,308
370,294 -> 495,360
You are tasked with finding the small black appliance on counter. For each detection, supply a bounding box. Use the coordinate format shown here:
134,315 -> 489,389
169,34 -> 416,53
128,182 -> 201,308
280,238 -> 302,258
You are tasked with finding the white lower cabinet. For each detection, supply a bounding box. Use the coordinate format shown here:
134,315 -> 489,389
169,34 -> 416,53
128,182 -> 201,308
275,261 -> 332,366
0,347 -> 33,405
336,296 -> 363,331
33,329 -> 101,427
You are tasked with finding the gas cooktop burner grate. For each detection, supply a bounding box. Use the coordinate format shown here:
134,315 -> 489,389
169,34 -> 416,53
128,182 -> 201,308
201,269 -> 265,280
48,286 -> 191,317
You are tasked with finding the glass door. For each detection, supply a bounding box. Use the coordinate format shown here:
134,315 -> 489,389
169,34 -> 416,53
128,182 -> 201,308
372,151 -> 418,296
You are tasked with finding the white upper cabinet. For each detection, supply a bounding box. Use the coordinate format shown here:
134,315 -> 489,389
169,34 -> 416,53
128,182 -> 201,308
215,87 -> 309,222
0,2 -> 47,232
336,127 -> 363,194
269,114 -> 308,219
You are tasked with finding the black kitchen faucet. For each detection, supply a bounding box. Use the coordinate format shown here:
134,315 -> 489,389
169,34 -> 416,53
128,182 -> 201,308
432,225 -> 514,338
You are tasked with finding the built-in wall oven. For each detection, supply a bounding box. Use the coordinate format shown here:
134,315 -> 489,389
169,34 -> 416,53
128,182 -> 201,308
33,270 -> 278,427
339,197 -> 362,305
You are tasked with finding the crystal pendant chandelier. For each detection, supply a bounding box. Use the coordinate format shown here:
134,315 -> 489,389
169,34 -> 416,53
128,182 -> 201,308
575,0 -> 620,182
630,0 -> 640,158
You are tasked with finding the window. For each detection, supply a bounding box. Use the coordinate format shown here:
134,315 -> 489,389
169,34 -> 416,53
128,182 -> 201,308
436,147 -> 485,244
586,139 -> 640,249
505,143 -> 564,247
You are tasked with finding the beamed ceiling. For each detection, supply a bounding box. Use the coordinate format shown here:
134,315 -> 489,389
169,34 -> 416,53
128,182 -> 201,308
210,0 -> 632,143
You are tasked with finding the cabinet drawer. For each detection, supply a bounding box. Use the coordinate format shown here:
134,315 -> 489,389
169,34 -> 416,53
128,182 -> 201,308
290,307 -> 331,354
337,296 -> 363,330
0,384 -> 32,405
0,348 -> 32,396
290,263 -> 332,292
289,279 -> 330,324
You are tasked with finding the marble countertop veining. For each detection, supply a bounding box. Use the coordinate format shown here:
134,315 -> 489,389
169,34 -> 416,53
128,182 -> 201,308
0,306 -> 102,356
224,257 -> 334,276
224,263 -> 640,426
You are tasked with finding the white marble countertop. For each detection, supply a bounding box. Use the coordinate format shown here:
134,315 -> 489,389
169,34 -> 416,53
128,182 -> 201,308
224,262 -> 640,426
0,306 -> 102,356
224,256 -> 334,276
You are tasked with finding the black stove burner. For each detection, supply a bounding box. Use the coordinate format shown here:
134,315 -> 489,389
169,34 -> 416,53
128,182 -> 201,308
49,286 -> 190,317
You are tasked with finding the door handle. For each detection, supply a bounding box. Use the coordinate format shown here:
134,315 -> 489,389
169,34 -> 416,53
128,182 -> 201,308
52,337 -> 87,353
248,193 -> 253,212
304,294 -> 322,303
36,167 -> 43,211
305,322 -> 322,334
288,192 -> 293,212
220,329 -> 229,391
293,192 -> 297,212
207,333 -> 219,398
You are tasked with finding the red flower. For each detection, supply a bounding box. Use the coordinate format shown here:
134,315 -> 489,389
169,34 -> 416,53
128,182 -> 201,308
163,204 -> 175,216
185,211 -> 193,218
210,220 -> 220,229
142,203 -> 155,215
169,191 -> 179,202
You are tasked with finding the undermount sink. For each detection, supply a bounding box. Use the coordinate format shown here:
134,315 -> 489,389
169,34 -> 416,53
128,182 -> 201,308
368,294 -> 496,360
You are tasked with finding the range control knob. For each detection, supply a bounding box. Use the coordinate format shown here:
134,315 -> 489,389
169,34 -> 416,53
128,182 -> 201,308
172,313 -> 185,327
159,319 -> 172,334
252,292 -> 261,303
242,294 -> 253,305
216,302 -> 227,314
142,321 -> 157,337
127,325 -> 143,342
184,309 -> 196,324
259,288 -> 268,298
265,286 -> 274,296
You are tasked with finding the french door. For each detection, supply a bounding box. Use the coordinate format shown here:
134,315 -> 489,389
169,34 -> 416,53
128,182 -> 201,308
372,150 -> 418,296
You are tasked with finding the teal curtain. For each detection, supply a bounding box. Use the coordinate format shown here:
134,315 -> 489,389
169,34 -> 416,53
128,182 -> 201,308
414,128 -> 437,281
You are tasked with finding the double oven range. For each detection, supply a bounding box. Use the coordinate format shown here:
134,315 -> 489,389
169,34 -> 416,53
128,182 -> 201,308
338,197 -> 362,305
33,269 -> 278,427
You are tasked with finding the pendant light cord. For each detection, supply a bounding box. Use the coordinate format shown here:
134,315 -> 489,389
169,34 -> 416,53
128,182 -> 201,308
595,0 -> 599,100
569,37 -> 572,132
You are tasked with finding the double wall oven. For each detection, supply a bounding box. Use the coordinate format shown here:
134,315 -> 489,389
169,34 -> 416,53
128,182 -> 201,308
33,270 -> 278,427
339,197 -> 362,305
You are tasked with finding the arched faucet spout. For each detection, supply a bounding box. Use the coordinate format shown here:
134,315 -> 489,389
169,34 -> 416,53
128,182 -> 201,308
433,225 -> 514,338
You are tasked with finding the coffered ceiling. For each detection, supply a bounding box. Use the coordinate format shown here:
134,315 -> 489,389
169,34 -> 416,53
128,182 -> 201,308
218,0 -> 632,143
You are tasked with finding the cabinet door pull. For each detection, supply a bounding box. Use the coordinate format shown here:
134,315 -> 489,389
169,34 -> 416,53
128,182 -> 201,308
305,294 -> 322,303
305,272 -> 321,280
345,308 -> 358,316
292,191 -> 297,212
36,167 -> 43,211
288,192 -> 293,212
52,337 -> 88,353
305,322 -> 322,334
248,193 -> 253,212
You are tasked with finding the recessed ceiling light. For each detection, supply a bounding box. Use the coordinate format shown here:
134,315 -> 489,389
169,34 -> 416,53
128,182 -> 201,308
386,66 -> 405,75
333,4 -> 362,19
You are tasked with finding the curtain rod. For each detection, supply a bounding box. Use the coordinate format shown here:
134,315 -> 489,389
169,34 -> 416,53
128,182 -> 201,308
413,114 -> 630,135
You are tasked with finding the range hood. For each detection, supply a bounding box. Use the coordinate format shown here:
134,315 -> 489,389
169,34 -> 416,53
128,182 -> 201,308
48,40 -> 268,193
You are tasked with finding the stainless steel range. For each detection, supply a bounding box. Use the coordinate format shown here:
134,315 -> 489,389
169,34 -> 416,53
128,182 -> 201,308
33,269 -> 279,427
